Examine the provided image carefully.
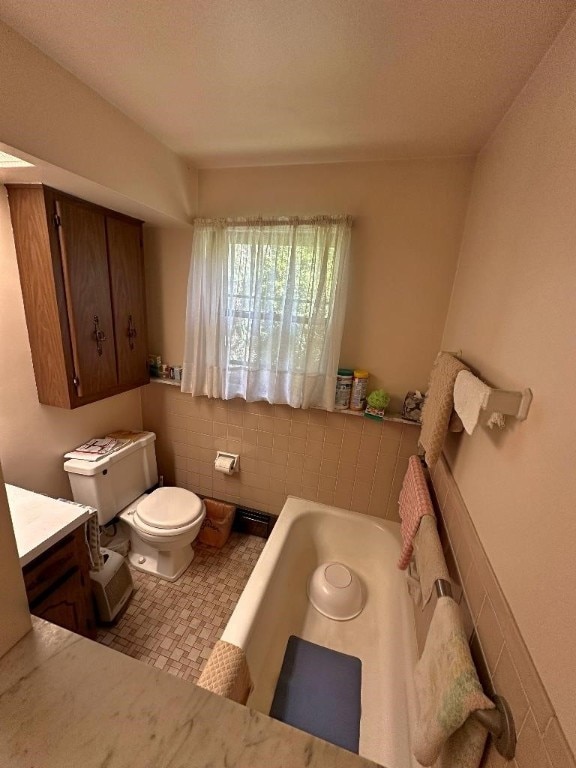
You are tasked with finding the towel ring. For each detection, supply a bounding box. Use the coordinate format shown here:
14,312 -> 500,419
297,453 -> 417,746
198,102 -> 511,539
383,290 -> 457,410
435,580 -> 516,759
472,695 -> 516,760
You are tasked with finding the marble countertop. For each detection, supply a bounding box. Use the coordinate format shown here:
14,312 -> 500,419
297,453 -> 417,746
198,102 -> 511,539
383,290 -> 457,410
5,484 -> 93,566
0,618 -> 381,768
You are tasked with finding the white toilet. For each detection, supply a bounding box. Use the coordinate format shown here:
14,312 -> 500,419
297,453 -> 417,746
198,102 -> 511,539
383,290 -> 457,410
64,432 -> 205,581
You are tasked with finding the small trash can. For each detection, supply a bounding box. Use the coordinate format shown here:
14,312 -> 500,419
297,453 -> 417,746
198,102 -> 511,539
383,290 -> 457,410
198,499 -> 236,548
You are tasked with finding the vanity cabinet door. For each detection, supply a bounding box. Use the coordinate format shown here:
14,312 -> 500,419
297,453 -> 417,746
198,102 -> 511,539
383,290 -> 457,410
23,527 -> 96,639
106,216 -> 149,388
31,567 -> 87,633
55,197 -> 118,400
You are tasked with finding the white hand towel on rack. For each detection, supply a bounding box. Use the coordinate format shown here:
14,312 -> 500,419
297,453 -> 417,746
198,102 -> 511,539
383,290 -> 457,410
453,370 -> 505,435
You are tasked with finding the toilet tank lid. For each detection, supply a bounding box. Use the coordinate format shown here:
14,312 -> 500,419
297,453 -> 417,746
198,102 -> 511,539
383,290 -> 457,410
63,432 -> 156,476
136,487 -> 204,529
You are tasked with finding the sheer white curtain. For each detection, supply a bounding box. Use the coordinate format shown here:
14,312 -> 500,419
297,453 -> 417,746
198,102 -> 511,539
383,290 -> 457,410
182,216 -> 351,410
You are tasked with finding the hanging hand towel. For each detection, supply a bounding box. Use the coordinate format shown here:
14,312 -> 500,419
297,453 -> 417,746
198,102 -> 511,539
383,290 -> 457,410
197,640 -> 253,705
412,597 -> 494,768
406,559 -> 423,605
453,370 -> 505,434
420,353 -> 469,467
397,455 -> 435,570
412,515 -> 450,608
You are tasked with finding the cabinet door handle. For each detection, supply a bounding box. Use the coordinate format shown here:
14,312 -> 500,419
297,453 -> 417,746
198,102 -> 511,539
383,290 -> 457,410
92,315 -> 107,356
127,314 -> 137,350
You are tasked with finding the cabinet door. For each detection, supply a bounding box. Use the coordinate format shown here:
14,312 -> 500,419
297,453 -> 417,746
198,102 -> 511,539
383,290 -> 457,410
106,216 -> 149,387
30,567 -> 86,635
23,527 -> 96,639
56,198 -> 118,399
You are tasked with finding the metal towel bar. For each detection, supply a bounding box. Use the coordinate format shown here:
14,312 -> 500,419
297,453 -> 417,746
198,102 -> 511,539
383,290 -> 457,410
434,579 -> 516,759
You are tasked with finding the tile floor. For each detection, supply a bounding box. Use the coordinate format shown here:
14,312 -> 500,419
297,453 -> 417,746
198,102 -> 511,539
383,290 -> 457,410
96,532 -> 266,682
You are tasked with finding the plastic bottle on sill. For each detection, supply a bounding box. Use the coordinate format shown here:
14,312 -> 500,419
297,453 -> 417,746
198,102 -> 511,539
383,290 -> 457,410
350,370 -> 369,411
335,368 -> 354,410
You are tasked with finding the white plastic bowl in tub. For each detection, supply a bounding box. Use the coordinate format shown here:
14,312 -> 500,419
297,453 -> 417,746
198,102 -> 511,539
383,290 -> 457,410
308,561 -> 365,620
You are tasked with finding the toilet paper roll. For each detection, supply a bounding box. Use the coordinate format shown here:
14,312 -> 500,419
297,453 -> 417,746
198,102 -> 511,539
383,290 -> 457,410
215,455 -> 235,475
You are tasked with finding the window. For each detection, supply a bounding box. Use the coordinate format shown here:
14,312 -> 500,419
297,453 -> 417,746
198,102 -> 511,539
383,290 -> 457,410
182,216 -> 351,410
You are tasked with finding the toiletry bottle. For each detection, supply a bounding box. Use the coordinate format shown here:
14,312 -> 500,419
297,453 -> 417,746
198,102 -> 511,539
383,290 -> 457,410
350,370 -> 369,411
335,368 -> 354,410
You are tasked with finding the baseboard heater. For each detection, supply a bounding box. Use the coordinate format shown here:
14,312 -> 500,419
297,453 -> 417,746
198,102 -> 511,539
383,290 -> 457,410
233,506 -> 276,538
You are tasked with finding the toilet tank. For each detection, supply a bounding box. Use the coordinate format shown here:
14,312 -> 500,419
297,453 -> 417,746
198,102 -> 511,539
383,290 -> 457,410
64,432 -> 158,525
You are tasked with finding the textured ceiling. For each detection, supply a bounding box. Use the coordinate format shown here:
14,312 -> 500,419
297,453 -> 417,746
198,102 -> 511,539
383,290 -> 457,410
0,0 -> 574,167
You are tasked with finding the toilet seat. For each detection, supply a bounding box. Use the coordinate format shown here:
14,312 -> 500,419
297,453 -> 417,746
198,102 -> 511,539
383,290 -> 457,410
131,513 -> 204,539
135,487 -> 204,532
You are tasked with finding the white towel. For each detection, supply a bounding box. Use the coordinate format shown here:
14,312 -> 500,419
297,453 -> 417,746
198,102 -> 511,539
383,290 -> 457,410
453,370 -> 505,435
413,597 -> 494,767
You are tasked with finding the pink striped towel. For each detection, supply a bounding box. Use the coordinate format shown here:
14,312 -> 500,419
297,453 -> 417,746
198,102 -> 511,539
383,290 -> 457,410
397,455 -> 435,570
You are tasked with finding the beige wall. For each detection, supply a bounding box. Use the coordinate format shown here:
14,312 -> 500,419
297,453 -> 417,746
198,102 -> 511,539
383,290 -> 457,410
198,160 -> 474,409
0,185 -> 143,499
144,225 -> 194,366
441,13 -> 576,751
429,457 -> 575,768
0,461 -> 31,657
0,21 -> 194,222
141,158 -> 473,522
0,23 -> 200,500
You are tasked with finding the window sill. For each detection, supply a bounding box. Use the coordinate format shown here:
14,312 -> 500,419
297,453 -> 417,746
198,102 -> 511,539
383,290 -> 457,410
336,408 -> 419,426
148,377 -> 420,426
150,376 -> 181,387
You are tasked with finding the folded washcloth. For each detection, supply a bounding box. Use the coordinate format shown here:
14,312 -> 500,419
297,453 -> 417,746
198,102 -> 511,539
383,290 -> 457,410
398,455 -> 435,570
420,353 -> 469,467
411,515 -> 450,608
413,597 -> 494,768
197,640 -> 252,705
454,370 -> 505,434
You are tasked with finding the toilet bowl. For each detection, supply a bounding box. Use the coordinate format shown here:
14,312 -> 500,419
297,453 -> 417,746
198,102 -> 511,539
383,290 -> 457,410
119,487 -> 206,582
64,432 -> 207,583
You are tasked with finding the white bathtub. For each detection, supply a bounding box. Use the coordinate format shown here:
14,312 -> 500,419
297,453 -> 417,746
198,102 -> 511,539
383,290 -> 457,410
222,496 -> 419,768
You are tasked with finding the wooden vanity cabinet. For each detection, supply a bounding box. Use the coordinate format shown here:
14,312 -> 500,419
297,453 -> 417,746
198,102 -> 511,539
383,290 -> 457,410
23,525 -> 96,639
6,184 -> 149,408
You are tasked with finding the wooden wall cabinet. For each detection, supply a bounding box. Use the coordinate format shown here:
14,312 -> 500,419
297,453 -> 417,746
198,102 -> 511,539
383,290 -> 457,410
7,185 -> 149,408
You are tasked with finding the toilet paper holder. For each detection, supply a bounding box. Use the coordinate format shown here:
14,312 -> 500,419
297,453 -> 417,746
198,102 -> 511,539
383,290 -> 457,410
215,451 -> 239,474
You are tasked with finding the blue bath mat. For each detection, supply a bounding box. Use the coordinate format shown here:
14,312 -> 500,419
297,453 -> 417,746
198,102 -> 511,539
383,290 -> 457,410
269,635 -> 362,753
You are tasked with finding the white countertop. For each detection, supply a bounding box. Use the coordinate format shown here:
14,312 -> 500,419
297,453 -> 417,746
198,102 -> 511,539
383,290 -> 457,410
5,484 -> 93,566
0,618 -> 379,768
